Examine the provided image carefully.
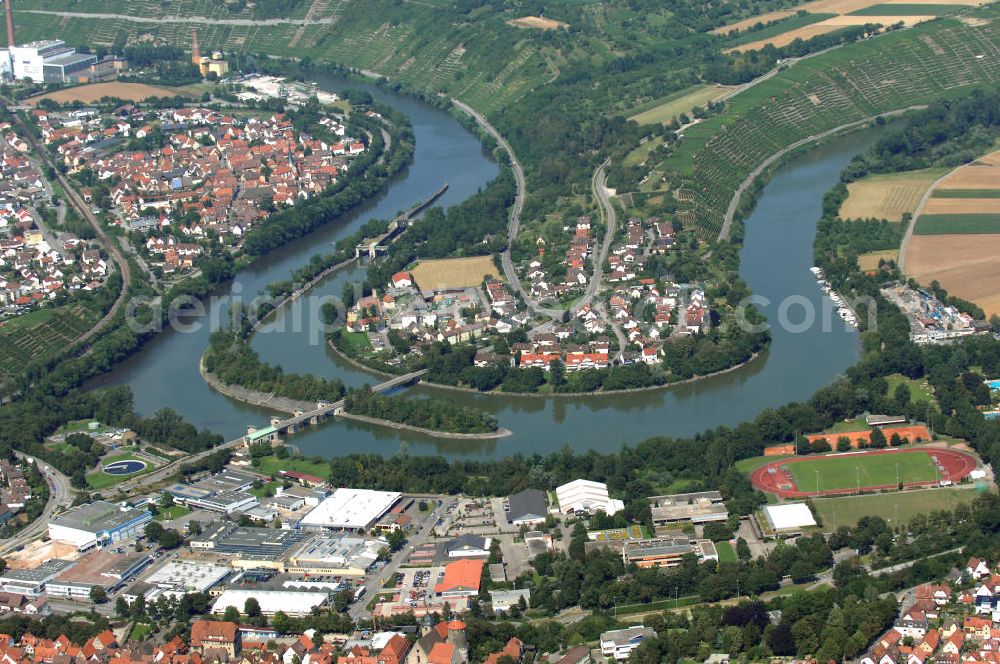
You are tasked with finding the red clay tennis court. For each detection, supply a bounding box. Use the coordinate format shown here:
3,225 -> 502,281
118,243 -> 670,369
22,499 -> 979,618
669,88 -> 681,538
750,447 -> 978,498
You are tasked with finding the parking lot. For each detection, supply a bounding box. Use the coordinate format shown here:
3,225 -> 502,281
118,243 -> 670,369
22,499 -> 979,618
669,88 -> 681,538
372,564 -> 450,617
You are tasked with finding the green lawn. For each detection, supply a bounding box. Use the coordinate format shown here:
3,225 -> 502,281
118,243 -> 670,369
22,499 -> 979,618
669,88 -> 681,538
886,373 -> 935,404
932,189 -> 1000,198
823,417 -> 870,434
339,330 -> 373,353
914,214 -> 1000,234
735,454 -> 790,474
154,505 -> 192,522
85,452 -> 152,490
812,487 -> 978,528
788,451 -> 939,492
253,454 -> 329,479
716,540 -> 737,563
615,595 -> 701,615
129,623 -> 152,641
628,85 -> 730,125
848,3 -> 963,15
252,479 -> 283,499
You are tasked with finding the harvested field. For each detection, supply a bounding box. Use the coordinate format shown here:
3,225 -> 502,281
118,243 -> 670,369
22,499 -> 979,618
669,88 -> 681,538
26,82 -> 193,105
629,85 -> 732,125
839,169 -> 944,221
858,249 -> 899,270
712,11 -> 795,34
722,0 -> 983,51
728,24 -> 844,52
507,16 -> 568,30
938,160 -> 1000,189
923,197 -> 1000,214
905,234 -> 1000,316
409,256 -> 500,292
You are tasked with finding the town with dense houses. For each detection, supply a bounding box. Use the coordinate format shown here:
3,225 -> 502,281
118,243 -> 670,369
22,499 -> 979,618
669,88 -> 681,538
0,119 -> 109,312
36,104 -> 363,273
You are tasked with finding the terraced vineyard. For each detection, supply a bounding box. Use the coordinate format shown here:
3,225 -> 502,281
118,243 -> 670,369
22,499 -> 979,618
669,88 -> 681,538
0,304 -> 100,384
665,8 -> 1000,238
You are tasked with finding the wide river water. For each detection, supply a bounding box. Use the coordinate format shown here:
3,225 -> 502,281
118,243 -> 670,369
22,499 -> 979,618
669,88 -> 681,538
90,74 -> 886,460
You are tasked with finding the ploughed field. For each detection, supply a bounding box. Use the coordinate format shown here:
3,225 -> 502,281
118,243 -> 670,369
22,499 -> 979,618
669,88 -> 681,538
904,149 -> 1000,316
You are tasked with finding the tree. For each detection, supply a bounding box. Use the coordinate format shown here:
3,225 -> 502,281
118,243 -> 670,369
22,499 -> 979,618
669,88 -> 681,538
836,436 -> 852,452
188,520 -> 202,535
115,596 -> 129,617
223,606 -> 240,623
736,537 -> 752,562
90,585 -> 108,604
244,597 -> 261,618
869,428 -> 887,449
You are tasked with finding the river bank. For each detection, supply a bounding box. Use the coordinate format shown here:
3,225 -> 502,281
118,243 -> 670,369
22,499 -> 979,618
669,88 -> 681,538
334,408 -> 511,440
199,359 -> 314,415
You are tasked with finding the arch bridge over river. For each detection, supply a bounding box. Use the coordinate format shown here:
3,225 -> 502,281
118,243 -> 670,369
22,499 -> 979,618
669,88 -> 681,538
90,73 -> 884,460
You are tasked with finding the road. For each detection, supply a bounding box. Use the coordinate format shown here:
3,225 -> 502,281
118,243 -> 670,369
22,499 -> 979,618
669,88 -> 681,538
18,9 -> 340,26
9,106 -> 133,348
898,164 -> 963,272
717,105 -> 928,242
348,497 -> 456,622
0,452 -> 73,557
584,159 -> 616,313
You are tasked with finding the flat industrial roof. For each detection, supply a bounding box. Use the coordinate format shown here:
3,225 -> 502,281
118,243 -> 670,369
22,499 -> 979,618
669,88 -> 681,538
211,589 -> 328,615
764,503 -> 817,530
50,501 -> 149,534
301,488 -> 400,530
44,52 -> 97,68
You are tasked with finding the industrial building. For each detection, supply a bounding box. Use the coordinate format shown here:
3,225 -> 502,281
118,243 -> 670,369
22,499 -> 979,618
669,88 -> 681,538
48,500 -> 152,550
8,40 -> 96,83
143,560 -> 231,599
188,522 -> 311,563
489,589 -> 530,614
300,488 -> 401,532
0,559 -> 75,597
444,534 -> 491,558
600,626 -> 657,661
211,589 -> 328,617
555,479 -> 624,516
434,559 -> 484,598
649,491 -> 729,526
165,469 -> 261,514
46,551 -> 151,600
286,535 -> 382,576
506,489 -> 548,526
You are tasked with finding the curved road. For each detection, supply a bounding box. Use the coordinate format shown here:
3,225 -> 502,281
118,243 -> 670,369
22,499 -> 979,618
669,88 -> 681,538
0,452 -> 73,557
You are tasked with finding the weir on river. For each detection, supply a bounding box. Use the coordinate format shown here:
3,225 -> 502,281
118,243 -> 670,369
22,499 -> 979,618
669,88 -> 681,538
90,73 -> 885,460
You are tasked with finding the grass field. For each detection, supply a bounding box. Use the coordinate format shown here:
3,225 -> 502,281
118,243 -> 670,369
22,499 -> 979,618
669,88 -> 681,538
716,540 -> 737,562
628,86 -> 732,125
339,330 -> 372,354
26,82 -> 194,105
253,454 -> 329,480
409,256 -> 500,291
129,624 -> 152,642
735,454 -> 792,474
85,452 -> 152,490
788,451 -> 939,492
858,249 -> 899,270
886,373 -> 936,403
154,505 -> 192,522
840,168 -> 945,221
913,214 -> 1000,234
812,487 -> 978,528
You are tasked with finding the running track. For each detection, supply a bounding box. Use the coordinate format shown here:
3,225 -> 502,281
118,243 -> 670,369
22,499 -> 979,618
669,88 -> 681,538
750,447 -> 978,498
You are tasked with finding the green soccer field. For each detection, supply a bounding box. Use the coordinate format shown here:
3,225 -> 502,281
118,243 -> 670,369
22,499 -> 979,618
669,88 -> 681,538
788,452 -> 940,492
812,487 -> 977,528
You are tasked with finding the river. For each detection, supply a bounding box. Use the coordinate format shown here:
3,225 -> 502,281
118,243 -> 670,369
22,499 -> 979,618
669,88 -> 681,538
91,74 -> 887,460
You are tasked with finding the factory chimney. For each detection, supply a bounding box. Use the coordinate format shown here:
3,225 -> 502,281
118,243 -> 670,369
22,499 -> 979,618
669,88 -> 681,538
5,0 -> 15,49
191,28 -> 201,65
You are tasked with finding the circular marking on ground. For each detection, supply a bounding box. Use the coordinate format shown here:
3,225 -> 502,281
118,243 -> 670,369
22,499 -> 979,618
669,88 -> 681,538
103,459 -> 148,475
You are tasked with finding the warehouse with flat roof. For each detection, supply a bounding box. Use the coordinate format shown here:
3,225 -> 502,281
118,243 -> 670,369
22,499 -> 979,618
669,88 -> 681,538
211,589 -> 329,616
300,488 -> 401,532
48,500 -> 152,550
